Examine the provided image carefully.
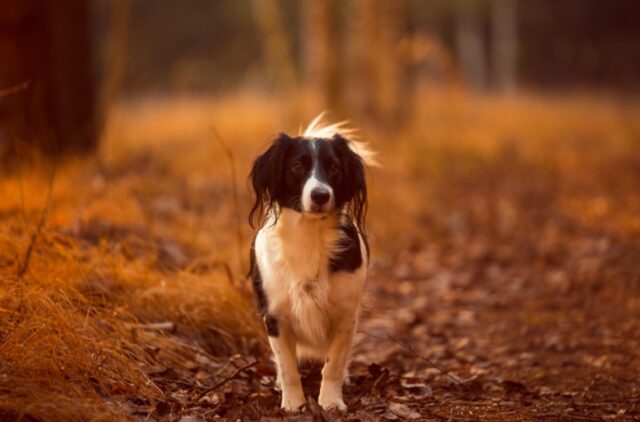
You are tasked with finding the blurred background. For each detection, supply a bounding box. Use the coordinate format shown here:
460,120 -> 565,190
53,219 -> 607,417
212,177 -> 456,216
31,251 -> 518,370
2,0 -> 640,153
1,1 -> 640,420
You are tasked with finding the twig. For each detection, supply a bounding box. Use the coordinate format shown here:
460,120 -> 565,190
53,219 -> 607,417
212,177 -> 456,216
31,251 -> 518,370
0,80 -> 30,98
210,126 -> 246,279
16,149 -> 57,281
197,360 -> 258,400
209,355 -> 236,379
533,413 -> 601,421
18,167 -> 28,233
359,330 -> 466,388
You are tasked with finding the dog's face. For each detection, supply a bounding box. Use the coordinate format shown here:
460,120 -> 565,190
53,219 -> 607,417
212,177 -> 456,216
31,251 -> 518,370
250,133 -> 367,227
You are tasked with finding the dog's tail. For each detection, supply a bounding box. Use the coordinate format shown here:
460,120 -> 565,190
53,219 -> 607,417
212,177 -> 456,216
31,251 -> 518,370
301,112 -> 380,167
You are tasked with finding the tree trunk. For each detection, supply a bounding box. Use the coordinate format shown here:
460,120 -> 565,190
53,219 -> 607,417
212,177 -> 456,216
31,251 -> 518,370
377,0 -> 414,127
455,0 -> 488,91
0,0 -> 99,157
491,0 -> 517,93
346,0 -> 414,127
251,0 -> 297,91
345,0 -> 377,119
300,0 -> 342,114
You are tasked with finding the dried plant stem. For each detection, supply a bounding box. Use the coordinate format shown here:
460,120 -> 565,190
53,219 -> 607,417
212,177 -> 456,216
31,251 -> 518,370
16,156 -> 56,281
210,126 -> 246,280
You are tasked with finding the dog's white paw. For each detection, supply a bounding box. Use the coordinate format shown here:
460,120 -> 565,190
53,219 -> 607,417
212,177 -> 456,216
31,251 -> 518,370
318,396 -> 347,412
281,390 -> 306,412
318,382 -> 347,412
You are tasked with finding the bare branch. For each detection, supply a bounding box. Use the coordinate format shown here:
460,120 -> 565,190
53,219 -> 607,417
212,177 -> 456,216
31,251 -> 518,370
0,80 -> 30,98
197,360 -> 259,400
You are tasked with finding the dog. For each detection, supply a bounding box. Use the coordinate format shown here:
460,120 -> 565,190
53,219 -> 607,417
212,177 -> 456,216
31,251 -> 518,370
248,115 -> 376,412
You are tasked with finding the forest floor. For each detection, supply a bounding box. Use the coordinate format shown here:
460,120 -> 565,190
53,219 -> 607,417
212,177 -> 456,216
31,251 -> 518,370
1,92 -> 639,421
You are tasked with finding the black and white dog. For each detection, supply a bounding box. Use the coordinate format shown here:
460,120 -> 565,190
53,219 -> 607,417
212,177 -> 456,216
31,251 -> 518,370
248,116 -> 376,412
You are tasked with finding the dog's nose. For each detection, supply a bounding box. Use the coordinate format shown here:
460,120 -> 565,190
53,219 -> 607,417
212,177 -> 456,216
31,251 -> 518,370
311,188 -> 331,205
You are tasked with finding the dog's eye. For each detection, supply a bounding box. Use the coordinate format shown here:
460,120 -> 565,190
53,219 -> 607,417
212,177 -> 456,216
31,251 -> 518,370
328,162 -> 340,176
291,162 -> 305,175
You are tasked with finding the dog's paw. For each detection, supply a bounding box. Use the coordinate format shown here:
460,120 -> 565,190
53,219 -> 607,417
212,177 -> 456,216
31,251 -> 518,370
281,391 -> 306,412
318,396 -> 347,412
319,380 -> 347,412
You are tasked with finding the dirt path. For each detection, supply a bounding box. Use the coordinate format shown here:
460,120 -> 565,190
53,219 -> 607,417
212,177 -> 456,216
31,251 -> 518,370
350,248 -> 640,421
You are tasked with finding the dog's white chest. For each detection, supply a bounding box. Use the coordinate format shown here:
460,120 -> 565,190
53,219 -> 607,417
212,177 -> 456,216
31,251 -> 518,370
255,212 -> 341,348
286,272 -> 332,348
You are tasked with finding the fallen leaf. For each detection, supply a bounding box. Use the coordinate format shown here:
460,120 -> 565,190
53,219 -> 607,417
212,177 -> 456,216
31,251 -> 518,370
388,402 -> 421,420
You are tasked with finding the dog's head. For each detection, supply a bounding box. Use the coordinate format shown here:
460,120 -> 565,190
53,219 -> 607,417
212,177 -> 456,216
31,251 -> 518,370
249,132 -> 368,230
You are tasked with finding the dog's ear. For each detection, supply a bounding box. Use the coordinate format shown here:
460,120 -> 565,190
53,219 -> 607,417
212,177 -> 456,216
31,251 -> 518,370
249,133 -> 293,228
332,134 -> 368,232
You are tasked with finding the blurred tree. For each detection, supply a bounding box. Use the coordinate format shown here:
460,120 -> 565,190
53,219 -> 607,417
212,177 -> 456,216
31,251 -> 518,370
377,0 -> 415,126
491,0 -> 517,93
345,0 -> 415,127
251,0 -> 298,91
0,0 -> 99,156
518,0 -> 640,91
455,0 -> 488,91
98,0 -> 131,135
300,0 -> 343,114
345,0 -> 377,119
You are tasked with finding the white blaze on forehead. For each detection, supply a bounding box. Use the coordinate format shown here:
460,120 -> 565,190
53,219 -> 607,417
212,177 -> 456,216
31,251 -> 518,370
302,142 -> 334,213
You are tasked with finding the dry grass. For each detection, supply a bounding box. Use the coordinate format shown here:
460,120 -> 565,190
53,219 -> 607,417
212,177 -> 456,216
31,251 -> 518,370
1,89 -> 639,419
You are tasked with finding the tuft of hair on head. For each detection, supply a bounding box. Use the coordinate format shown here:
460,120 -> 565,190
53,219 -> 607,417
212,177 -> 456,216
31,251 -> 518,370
300,112 -> 380,167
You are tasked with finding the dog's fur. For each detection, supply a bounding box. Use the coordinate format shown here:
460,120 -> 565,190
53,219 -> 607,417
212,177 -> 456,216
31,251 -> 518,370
248,116 -> 374,412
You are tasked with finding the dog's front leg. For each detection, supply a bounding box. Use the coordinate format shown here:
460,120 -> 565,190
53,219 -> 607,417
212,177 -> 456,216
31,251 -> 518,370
268,322 -> 305,411
318,315 -> 357,412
